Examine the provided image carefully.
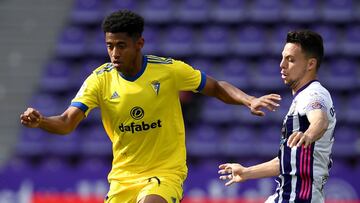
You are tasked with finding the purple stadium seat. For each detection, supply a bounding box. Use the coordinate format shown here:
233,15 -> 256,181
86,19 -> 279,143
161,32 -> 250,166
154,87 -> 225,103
220,126 -> 257,156
0,158 -> 34,190
184,160 -> 222,197
187,58 -> 215,76
76,158 -> 111,180
232,25 -> 267,56
196,26 -> 229,57
84,108 -> 102,125
201,98 -> 236,124
16,128 -> 49,156
326,161 -> 359,201
321,0 -> 354,23
56,26 -> 87,58
332,125 -> 358,157
176,0 -> 209,23
46,129 -> 80,156
258,125 -> 281,157
267,93 -> 293,123
233,92 -> 271,124
220,59 -> 251,89
80,125 -> 112,156
344,93 -> 360,124
87,29 -> 107,57
71,59 -> 105,90
311,24 -> 339,56
109,0 -> 138,12
142,26 -> 161,55
248,0 -> 282,23
267,25 -> 300,55
342,25 -> 360,56
186,125 -> 220,157
329,93 -> 345,123
211,0 -> 247,23
161,26 -> 194,57
71,0 -> 104,25
32,158 -> 76,192
322,58 -> 357,91
40,59 -> 72,92
140,0 -> 174,23
251,58 -> 284,91
284,0 -> 319,23
29,93 -> 63,116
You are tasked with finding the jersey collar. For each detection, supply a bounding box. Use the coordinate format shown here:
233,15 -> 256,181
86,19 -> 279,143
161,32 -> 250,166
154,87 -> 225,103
119,55 -> 148,82
293,79 -> 318,98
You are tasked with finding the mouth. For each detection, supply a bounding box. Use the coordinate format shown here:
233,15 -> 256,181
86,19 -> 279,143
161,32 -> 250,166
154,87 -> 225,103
112,61 -> 122,67
281,72 -> 287,79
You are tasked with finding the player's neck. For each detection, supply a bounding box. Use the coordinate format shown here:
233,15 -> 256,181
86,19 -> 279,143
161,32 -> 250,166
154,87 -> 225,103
292,75 -> 317,95
120,54 -> 143,77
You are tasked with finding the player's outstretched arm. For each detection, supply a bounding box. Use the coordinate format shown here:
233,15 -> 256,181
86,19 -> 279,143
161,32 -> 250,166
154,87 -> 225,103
218,157 -> 280,186
20,106 -> 84,135
201,76 -> 281,116
287,109 -> 329,148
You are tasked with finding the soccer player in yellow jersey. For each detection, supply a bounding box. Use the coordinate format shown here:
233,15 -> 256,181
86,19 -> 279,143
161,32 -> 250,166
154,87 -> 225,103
20,10 -> 281,203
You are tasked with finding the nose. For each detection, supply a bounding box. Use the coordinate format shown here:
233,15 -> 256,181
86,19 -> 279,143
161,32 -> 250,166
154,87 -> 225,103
279,58 -> 286,70
112,47 -> 121,59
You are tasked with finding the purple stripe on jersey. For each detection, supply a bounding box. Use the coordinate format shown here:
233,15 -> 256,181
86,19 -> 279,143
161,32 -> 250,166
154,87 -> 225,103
296,115 -> 313,202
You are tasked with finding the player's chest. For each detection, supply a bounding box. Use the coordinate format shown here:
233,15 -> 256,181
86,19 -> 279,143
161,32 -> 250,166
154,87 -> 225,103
100,77 -> 173,110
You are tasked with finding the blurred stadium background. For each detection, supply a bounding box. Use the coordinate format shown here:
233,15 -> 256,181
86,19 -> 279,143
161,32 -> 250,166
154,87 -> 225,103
0,0 -> 360,202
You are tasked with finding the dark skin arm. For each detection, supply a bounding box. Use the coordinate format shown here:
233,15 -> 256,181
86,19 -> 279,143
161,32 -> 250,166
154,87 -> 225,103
20,106 -> 84,135
201,76 -> 281,116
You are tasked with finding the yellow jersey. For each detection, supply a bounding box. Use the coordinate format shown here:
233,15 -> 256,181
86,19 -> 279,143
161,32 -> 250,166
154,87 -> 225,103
71,55 -> 205,183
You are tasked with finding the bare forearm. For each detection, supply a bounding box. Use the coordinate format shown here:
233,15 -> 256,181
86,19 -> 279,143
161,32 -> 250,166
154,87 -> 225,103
214,81 -> 254,106
244,157 -> 280,180
304,119 -> 328,143
38,115 -> 76,135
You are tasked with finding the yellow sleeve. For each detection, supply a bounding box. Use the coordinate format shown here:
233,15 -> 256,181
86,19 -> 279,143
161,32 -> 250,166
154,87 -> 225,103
70,72 -> 100,116
173,60 -> 206,92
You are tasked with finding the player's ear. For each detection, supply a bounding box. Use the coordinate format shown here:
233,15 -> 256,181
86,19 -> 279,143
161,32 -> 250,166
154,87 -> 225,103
307,58 -> 317,72
136,37 -> 144,50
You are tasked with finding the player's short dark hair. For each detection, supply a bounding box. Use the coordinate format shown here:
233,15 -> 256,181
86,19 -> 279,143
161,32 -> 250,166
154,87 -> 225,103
286,30 -> 324,71
102,9 -> 144,39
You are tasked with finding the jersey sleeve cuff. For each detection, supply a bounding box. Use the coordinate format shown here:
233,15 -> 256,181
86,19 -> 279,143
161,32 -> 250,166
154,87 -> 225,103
70,102 -> 89,113
196,71 -> 206,92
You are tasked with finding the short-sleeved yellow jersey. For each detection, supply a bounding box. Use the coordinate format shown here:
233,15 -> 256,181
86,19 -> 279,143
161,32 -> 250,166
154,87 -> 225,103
71,55 -> 205,183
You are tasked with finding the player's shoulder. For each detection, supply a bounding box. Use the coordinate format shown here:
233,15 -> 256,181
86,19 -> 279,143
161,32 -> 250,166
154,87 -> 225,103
146,55 -> 174,65
93,63 -> 116,75
299,81 -> 332,103
306,81 -> 331,96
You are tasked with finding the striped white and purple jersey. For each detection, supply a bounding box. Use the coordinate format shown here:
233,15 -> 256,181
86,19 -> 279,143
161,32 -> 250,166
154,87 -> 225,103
267,80 -> 336,203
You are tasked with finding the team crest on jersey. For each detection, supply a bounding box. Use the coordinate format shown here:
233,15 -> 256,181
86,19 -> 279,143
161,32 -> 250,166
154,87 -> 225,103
151,80 -> 160,95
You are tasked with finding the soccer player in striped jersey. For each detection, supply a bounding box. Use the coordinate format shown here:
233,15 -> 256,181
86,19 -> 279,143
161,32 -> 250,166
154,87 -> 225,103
219,30 -> 336,203
20,10 -> 281,203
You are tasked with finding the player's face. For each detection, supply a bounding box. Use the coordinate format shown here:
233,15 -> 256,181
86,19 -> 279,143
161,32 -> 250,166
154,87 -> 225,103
280,43 -> 310,91
105,32 -> 143,74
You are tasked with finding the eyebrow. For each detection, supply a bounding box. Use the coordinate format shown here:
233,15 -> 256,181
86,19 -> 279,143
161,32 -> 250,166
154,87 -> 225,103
106,41 -> 126,45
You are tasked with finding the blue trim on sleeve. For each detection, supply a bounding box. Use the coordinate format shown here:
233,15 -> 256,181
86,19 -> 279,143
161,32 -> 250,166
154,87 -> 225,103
70,102 -> 89,113
120,55 -> 148,82
196,71 -> 207,92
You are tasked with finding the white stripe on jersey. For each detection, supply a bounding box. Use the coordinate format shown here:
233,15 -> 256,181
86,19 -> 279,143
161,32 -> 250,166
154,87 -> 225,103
290,147 -> 297,202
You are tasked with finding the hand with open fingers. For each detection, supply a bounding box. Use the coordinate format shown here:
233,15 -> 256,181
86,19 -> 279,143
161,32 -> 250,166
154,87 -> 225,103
250,94 -> 281,116
287,131 -> 313,148
20,107 -> 43,128
218,163 -> 247,186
